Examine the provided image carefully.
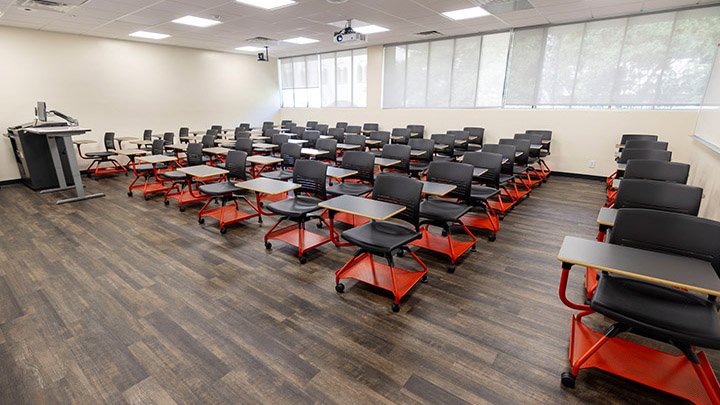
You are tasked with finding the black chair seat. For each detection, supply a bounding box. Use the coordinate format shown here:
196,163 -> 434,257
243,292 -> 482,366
420,199 -> 471,222
527,158 -> 539,165
591,275 -> 720,349
372,150 -> 384,157
160,171 -> 186,180
327,182 -> 373,196
198,181 -> 240,196
267,196 -> 322,217
85,151 -> 116,158
133,163 -> 154,172
540,151 -> 550,157
434,155 -> 454,161
409,163 -> 429,172
260,169 -> 293,181
499,174 -> 515,183
470,185 -> 500,201
341,221 -> 421,253
512,166 -> 529,175
453,150 -> 466,157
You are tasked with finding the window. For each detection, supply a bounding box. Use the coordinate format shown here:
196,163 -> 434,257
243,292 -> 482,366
505,7 -> 720,107
279,48 -> 367,108
382,32 -> 511,108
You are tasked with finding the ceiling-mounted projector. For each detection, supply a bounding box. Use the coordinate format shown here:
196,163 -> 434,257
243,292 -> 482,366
333,19 -> 366,45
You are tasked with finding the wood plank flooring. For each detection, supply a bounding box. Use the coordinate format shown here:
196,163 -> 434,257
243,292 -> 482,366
0,173 -> 711,404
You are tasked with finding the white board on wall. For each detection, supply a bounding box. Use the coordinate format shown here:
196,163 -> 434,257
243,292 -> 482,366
693,44 -> 720,154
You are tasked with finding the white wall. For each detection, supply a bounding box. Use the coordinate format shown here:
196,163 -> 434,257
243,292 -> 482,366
0,26 -> 280,181
281,45 -> 720,220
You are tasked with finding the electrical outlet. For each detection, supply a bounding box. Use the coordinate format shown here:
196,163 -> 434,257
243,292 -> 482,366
589,160 -> 596,168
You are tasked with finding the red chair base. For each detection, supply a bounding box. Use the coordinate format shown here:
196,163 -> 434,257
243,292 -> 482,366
198,201 -> 261,232
486,192 -> 516,215
164,183 -> 212,210
88,160 -> 127,177
335,252 -> 427,307
410,225 -> 476,269
460,211 -> 499,240
264,221 -> 333,261
569,314 -> 720,404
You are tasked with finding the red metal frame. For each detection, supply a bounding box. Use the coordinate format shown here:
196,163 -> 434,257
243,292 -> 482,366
264,215 -> 336,260
460,204 -> 500,239
335,251 -> 428,307
198,195 -> 261,231
410,222 -> 476,267
559,264 -> 720,404
76,144 -> 127,177
485,187 -> 518,215
164,176 -> 220,209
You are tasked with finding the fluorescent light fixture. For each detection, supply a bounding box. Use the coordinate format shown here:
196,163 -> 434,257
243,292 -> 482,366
129,31 -> 170,40
442,6 -> 490,20
354,25 -> 388,34
235,0 -> 296,10
284,37 -> 319,44
172,15 -> 222,28
235,46 -> 265,52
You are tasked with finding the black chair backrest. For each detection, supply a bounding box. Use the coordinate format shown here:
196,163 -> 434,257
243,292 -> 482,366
363,123 -> 379,132
345,125 -> 361,134
610,209 -> 720,276
281,120 -> 293,128
336,122 -> 348,130
152,139 -> 165,155
462,151 -> 502,188
408,138 -> 435,163
618,148 -> 672,164
406,124 -> 424,139
328,127 -> 345,141
392,128 -> 411,144
306,121 -> 318,130
294,126 -> 306,137
340,151 -> 375,184
292,159 -> 326,199
211,125 -> 222,133
373,174 -> 423,228
624,140 -> 669,150
499,138 -> 530,165
431,134 -> 455,157
225,150 -> 247,181
514,133 -> 543,158
286,123 -> 298,133
187,143 -> 204,166
381,144 -> 411,173
238,123 -> 251,131
234,138 -> 253,155
614,179 -> 702,216
526,129 -> 552,152
163,132 -> 174,145
179,127 -> 189,138
482,144 -> 516,174
316,124 -> 329,135
344,134 -> 366,149
272,134 -> 289,148
620,134 -> 658,144
235,131 -> 251,139
316,138 -> 337,163
262,121 -> 274,129
280,142 -> 301,169
201,134 -> 215,148
426,161 -> 473,203
207,129 -> 218,137
624,160 -> 689,184
370,131 -> 390,147
103,132 -> 115,151
143,129 -> 153,141
302,130 -> 320,148
464,127 -> 484,145
447,130 -> 469,145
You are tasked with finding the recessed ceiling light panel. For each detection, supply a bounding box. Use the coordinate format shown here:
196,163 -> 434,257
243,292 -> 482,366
129,31 -> 171,40
284,37 -> 319,44
442,6 -> 490,20
235,0 -> 296,10
235,46 -> 265,52
354,25 -> 388,34
172,15 -> 222,27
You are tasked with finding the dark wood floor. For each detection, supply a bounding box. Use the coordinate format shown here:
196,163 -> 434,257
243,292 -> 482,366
0,173 -> 710,404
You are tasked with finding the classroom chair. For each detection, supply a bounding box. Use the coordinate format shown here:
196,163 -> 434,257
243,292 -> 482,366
623,140 -> 669,151
406,124 -> 424,139
326,151 -> 375,227
178,127 -> 189,143
624,160 -> 689,184
306,121 -> 318,130
392,128 -> 411,145
464,127 -> 484,148
302,130 -> 320,148
431,134 -> 455,161
237,123 -> 251,132
514,132 -> 549,181
408,138 -> 435,177
559,208 -> 720,404
262,121 -> 275,136
328,127 -> 345,142
281,120 -> 293,128
82,132 -> 127,178
162,143 -> 217,212
379,144 -> 411,175
315,138 -> 338,165
499,138 -> 541,188
264,159 -> 334,264
235,131 -> 251,139
316,124 -> 329,135
335,174 -> 427,312
619,133 -> 658,145
460,151 -> 503,241
410,161 -> 476,273
260,142 -> 301,181
447,130 -> 470,156
345,125 -> 362,135
606,148 -> 673,188
335,122 -> 348,131
198,150 -> 260,234
363,123 -> 379,132
369,131 -> 390,156
480,144 -> 524,215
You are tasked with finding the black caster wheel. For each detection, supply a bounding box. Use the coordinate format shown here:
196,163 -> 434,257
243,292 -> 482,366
220,227 -> 227,234
144,195 -> 150,201
421,274 -> 428,283
470,244 -> 476,252
164,200 -> 170,205
447,264 -> 456,273
179,206 -> 185,212
127,191 -> 133,197
265,242 -> 272,250
561,372 -> 576,388
499,215 -> 504,221
316,222 -> 323,229
335,283 -> 345,293
441,230 -> 447,237
397,250 -> 404,257
259,202 -> 264,208
258,217 -> 263,224
489,234 -> 497,242
391,303 -> 400,312
299,256 -> 307,264
198,218 -> 205,224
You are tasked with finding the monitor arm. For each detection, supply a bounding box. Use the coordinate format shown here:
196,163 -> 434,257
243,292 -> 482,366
48,110 -> 79,126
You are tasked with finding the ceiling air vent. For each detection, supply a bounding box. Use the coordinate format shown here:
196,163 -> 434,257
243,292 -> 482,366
414,30 -> 443,37
246,36 -> 279,46
16,0 -> 88,13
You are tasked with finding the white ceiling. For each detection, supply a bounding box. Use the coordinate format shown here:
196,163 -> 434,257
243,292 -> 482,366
0,0 -> 717,58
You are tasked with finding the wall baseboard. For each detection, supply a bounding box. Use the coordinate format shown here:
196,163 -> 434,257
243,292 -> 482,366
551,171 -> 605,181
0,179 -> 22,186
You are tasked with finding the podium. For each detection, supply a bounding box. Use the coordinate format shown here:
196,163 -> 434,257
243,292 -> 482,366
25,126 -> 105,204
